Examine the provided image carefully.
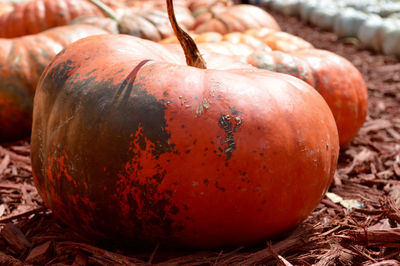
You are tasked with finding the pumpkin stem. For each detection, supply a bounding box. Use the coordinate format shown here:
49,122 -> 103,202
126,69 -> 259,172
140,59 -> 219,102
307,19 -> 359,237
89,0 -> 121,23
166,0 -> 207,69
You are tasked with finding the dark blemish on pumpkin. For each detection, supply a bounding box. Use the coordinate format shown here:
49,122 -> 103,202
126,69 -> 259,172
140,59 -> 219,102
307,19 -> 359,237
216,95 -> 222,99
84,56 -> 90,61
186,216 -> 190,220
259,153 -> 264,157
201,162 -> 205,166
183,205 -> 188,210
181,124 -> 185,128
203,179 -> 209,185
169,118 -> 174,121
185,150 -> 191,154
262,199 -> 267,204
85,68 -> 97,77
49,59 -> 76,89
170,206 -> 179,215
194,96 -> 199,100
193,140 -> 197,144
215,181 -> 226,192
210,141 -> 214,144
229,106 -> 241,115
177,225 -> 184,232
163,91 -> 168,97
326,144 -> 329,150
218,147 -> 223,153
204,147 -> 208,151
115,68 -> 125,74
218,114 -> 239,160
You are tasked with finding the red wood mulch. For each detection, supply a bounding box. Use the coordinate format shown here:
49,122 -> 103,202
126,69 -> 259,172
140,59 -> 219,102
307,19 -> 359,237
1,10 -> 400,265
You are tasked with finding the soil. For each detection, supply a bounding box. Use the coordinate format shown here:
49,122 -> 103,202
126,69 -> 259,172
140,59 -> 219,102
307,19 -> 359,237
1,9 -> 400,266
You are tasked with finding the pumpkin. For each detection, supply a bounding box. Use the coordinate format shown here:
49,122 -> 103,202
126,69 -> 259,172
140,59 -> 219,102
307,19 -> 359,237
74,0 -> 195,42
31,0 -> 339,248
248,49 -> 368,147
0,0 -> 105,38
194,4 -> 281,34
309,7 -> 338,31
0,24 -> 109,142
357,15 -> 384,51
333,8 -> 368,38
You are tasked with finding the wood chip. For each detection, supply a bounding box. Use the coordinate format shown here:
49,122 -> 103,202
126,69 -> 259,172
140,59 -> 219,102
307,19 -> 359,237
0,223 -> 31,253
25,241 -> 54,264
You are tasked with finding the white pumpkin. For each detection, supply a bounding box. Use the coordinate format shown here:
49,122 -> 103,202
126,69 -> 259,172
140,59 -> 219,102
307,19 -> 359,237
382,20 -> 400,56
309,7 -> 339,31
270,0 -> 301,16
299,0 -> 318,23
333,8 -> 368,38
357,15 -> 384,51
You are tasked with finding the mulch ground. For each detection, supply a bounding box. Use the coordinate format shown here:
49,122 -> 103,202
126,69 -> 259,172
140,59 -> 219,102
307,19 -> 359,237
1,9 -> 400,266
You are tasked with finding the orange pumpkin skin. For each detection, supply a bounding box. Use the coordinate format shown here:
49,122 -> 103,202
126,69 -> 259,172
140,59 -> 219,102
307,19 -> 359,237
0,24 -> 109,142
0,0 -> 104,38
31,34 -> 339,248
248,49 -> 368,147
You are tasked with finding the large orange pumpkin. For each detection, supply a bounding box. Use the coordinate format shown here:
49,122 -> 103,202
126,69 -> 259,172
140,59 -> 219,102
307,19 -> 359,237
31,0 -> 339,248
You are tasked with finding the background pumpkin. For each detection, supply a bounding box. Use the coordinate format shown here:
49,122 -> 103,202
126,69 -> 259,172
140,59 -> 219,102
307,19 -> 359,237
0,0 -> 106,38
31,0 -> 339,248
75,0 -> 195,41
193,4 -> 281,34
0,24 -> 109,142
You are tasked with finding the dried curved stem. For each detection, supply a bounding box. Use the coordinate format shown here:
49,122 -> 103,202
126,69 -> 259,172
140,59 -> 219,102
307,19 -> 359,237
166,0 -> 206,69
